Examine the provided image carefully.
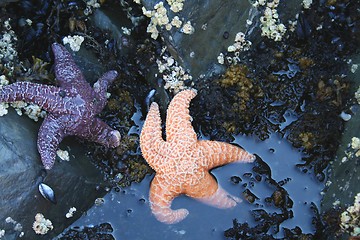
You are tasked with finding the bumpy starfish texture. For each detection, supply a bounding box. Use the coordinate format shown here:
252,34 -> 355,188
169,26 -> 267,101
140,89 -> 255,224
0,43 -> 121,169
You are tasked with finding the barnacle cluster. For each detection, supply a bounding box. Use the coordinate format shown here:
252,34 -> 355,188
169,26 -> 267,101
0,97 -> 7,116
94,197 -> 105,206
0,18 -> 18,73
340,136 -> 360,164
0,75 -> 9,86
5,217 -> 23,237
0,75 -> 46,121
302,0 -> 313,9
32,213 -> 53,235
166,0 -> 185,12
351,64 -> 359,74
355,86 -> 360,104
156,47 -> 192,93
227,32 -> 252,53
137,1 -> 194,39
0,75 -> 46,122
84,0 -> 101,16
218,32 -> 252,65
350,137 -> 360,158
252,0 -> 287,41
340,193 -> 360,236
65,207 -> 77,218
0,75 -> 9,116
62,35 -> 85,52
10,101 -> 46,122
56,149 -> 70,161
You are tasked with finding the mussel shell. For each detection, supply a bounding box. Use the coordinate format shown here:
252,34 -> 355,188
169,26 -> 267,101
145,89 -> 156,111
38,183 -> 57,204
296,13 -> 312,41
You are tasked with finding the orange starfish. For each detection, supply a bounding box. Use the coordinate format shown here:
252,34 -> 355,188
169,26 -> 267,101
140,89 -> 255,224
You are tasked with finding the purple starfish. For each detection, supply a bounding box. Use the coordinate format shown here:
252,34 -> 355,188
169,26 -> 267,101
0,43 -> 121,169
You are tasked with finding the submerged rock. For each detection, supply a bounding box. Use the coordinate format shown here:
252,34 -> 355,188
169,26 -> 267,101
0,110 -> 106,239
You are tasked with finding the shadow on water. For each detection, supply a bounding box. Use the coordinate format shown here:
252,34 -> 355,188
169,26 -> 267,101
60,132 -> 323,239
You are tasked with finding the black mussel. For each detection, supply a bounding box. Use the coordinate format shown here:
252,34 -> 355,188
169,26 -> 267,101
39,183 -> 57,204
296,13 -> 312,41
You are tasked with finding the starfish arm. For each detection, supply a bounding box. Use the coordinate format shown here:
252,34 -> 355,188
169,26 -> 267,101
188,172 -> 240,208
93,70 -> 118,112
140,102 -> 167,171
78,117 -> 121,148
165,89 -> 198,144
149,175 -> 189,224
197,140 -> 255,170
0,82 -> 64,113
37,115 -> 65,169
52,43 -> 88,89
197,186 -> 241,209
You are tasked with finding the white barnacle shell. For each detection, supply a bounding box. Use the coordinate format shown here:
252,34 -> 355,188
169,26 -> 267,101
39,183 -> 57,204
